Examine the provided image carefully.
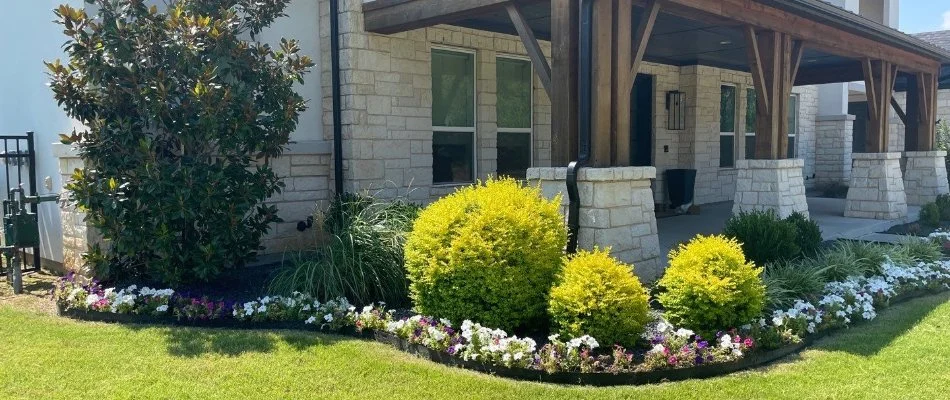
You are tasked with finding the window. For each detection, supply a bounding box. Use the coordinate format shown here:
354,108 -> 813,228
787,94 -> 799,158
744,90 -> 799,159
745,88 -> 757,160
720,85 -> 737,168
496,57 -> 533,180
431,49 -> 476,184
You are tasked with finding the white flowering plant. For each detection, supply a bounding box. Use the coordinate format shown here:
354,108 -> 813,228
639,321 -> 753,371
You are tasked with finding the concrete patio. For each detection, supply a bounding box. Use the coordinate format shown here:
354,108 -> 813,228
657,197 -> 921,262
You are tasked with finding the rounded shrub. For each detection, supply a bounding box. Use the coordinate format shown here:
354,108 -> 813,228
920,202 -> 941,227
723,210 -> 799,265
404,178 -> 567,330
548,249 -> 650,348
658,235 -> 766,335
785,212 -> 822,256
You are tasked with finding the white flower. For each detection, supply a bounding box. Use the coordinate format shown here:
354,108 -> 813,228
719,334 -> 732,349
156,305 -> 169,313
649,344 -> 666,354
656,321 -> 670,333
439,318 -> 452,328
324,313 -> 334,323
772,316 -> 784,327
674,328 -> 694,338
547,334 -> 560,342
305,316 -> 317,324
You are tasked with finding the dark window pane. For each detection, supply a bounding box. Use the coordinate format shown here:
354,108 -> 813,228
746,135 -> 756,160
720,85 -> 736,133
497,132 -> 531,179
788,136 -> 796,159
432,50 -> 475,128
788,95 -> 798,158
720,135 -> 735,168
497,58 -> 532,129
433,132 -> 474,184
746,89 -> 757,133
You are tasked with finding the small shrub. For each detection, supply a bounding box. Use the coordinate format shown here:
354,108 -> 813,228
723,210 -> 800,265
268,193 -> 420,307
920,203 -> 941,227
548,249 -> 650,348
816,240 -> 889,281
657,235 -> 766,336
405,178 -> 567,331
786,212 -> 823,256
936,194 -> 950,221
763,259 -> 827,310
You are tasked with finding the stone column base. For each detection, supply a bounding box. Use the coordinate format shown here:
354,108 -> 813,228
814,114 -> 854,186
845,152 -> 907,219
902,150 -> 950,206
527,167 -> 662,282
733,159 -> 808,219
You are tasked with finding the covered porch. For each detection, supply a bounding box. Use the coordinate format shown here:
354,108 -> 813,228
361,0 -> 950,279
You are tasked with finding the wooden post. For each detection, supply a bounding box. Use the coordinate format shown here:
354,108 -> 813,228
551,0 -> 578,166
905,70 -> 940,151
744,27 -> 804,159
862,59 -> 899,153
590,0 -> 614,166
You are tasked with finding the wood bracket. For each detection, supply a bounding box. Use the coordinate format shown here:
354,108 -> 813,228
505,2 -> 553,97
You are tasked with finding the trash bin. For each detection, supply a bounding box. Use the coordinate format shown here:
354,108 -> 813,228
665,169 -> 697,210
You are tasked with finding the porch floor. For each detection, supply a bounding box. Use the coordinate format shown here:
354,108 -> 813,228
656,198 -> 921,264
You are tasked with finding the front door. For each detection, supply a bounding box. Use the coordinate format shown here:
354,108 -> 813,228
630,74 -> 654,167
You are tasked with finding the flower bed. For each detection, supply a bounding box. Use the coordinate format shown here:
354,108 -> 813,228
52,260 -> 950,386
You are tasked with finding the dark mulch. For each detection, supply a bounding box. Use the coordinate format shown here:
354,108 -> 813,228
882,221 -> 949,237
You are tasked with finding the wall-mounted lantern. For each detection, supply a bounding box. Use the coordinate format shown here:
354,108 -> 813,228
666,91 -> 686,130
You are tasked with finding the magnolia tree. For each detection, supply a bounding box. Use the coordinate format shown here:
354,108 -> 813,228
47,0 -> 313,285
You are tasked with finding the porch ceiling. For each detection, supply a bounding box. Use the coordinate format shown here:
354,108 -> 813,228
363,0 -> 950,87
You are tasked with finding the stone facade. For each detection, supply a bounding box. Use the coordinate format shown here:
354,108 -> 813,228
527,167 -> 663,282
53,143 -> 332,272
814,115 -> 855,186
903,150 -> 950,206
732,159 -> 809,219
845,152 -> 907,220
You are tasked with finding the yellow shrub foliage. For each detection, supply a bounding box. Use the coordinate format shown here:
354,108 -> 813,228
404,178 -> 567,330
658,235 -> 766,335
548,249 -> 650,347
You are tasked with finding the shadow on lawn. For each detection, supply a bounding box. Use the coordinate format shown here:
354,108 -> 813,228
810,292 -> 950,357
146,325 -> 351,358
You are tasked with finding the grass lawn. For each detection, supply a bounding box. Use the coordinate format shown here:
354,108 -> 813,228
2,280 -> 950,399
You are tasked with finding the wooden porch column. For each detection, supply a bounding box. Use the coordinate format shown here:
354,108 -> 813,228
861,59 -> 899,153
590,0 -> 659,167
744,28 -> 804,160
904,70 -> 940,151
551,0 -> 578,166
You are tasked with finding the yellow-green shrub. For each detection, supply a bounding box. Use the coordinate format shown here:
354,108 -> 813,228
658,235 -> 765,335
548,249 -> 650,347
404,178 -> 567,330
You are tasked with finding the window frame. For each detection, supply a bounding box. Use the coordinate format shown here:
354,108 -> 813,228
720,83 -> 738,168
787,93 -> 799,159
495,54 -> 534,178
430,46 -> 478,186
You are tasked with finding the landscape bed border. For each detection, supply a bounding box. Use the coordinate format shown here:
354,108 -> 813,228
53,289 -> 943,387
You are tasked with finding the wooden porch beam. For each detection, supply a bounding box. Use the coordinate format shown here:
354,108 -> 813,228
505,3 -> 553,97
907,70 -> 940,151
626,0 -> 662,94
862,59 -> 899,153
745,28 -> 803,159
891,96 -> 907,126
364,0 -> 539,34
589,0 -> 613,166
550,0 -> 578,166
744,27 -> 770,115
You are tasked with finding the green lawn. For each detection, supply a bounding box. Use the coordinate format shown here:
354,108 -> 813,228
2,290 -> 950,399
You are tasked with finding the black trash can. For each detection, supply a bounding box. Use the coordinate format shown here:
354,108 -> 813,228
665,169 -> 697,210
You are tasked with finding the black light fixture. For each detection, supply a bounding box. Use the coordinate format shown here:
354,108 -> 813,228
666,91 -> 686,130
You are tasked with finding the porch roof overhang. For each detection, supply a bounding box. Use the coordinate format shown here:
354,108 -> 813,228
362,0 -> 950,87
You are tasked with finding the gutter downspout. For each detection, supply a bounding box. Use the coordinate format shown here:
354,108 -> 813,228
330,0 -> 344,196
566,0 -> 595,254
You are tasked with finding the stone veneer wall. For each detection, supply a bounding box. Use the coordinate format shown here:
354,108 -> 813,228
732,159 -> 808,219
814,115 -> 855,186
53,143 -> 332,272
321,0 -> 552,203
528,167 -> 663,282
845,152 -> 907,220
903,150 -> 950,206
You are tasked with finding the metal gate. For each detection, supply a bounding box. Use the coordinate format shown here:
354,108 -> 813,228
0,132 -> 40,274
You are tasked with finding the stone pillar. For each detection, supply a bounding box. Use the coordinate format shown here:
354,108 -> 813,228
733,159 -> 808,218
814,115 -> 854,186
845,152 -> 907,219
527,167 -> 662,282
53,144 -> 100,274
902,150 -> 950,206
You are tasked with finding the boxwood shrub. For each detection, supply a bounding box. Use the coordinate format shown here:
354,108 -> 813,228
658,235 -> 766,336
548,249 -> 650,348
404,178 -> 567,331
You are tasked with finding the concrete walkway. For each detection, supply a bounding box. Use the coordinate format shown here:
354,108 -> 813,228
657,198 -> 920,261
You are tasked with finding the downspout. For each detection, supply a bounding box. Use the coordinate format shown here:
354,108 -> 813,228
301,0 -> 344,232
566,0 -> 595,254
330,0 -> 344,196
